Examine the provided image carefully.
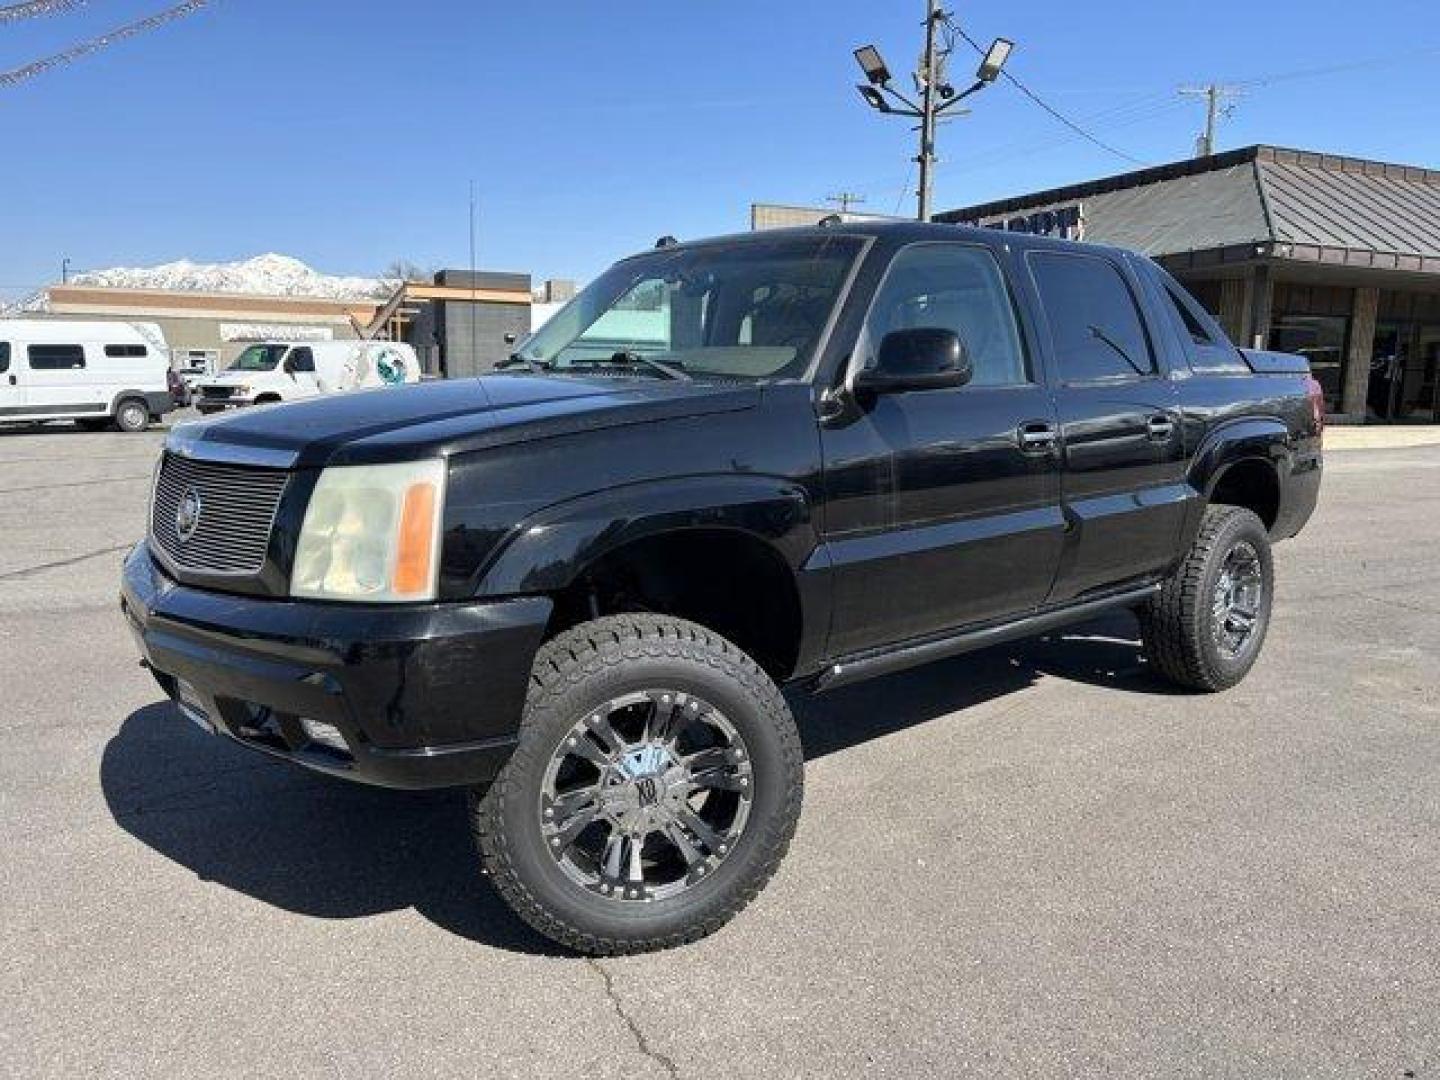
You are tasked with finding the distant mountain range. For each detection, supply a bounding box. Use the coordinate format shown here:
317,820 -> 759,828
66,253 -> 391,301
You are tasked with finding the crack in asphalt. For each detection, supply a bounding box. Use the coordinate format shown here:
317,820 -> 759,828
0,473 -> 150,494
0,543 -> 134,582
587,958 -> 681,1080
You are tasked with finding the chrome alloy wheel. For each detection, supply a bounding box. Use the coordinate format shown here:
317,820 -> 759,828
539,690 -> 754,903
1211,540 -> 1264,659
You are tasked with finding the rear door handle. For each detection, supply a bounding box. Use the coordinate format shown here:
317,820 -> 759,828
1018,420 -> 1058,452
1146,414 -> 1176,441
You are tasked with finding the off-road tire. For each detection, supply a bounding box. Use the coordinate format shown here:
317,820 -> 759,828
1140,504 -> 1274,692
472,614 -> 803,955
114,398 -> 150,433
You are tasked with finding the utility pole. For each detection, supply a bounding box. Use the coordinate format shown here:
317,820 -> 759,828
826,192 -> 867,215
916,0 -> 941,221
853,10 -> 1013,222
1179,83 -> 1242,157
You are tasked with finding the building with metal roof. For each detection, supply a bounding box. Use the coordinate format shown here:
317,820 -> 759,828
940,146 -> 1440,423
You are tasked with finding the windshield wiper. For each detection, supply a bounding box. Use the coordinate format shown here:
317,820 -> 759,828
495,352 -> 551,373
605,350 -> 691,381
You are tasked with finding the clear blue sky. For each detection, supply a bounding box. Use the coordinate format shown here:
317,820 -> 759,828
2,0 -> 1436,300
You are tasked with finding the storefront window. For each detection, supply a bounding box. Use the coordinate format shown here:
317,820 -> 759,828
1269,315 -> 1348,411
1370,321 -> 1440,422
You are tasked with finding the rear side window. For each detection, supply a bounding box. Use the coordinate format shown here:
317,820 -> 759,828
1029,252 -> 1155,382
28,344 -> 86,370
288,347 -> 315,372
1155,275 -> 1248,374
0,342 -> 9,374
104,344 -> 148,358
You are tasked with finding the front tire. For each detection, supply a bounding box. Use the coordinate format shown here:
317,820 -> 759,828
472,615 -> 803,955
1140,505 -> 1274,692
113,398 -> 150,433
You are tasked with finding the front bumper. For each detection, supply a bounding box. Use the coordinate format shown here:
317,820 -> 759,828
120,542 -> 552,789
195,396 -> 252,415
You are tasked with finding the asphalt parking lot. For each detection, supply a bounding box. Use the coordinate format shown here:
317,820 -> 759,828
2,420 -> 1437,1078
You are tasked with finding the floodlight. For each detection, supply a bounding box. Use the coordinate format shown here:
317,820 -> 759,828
854,45 -> 892,86
976,38 -> 1013,83
856,84 -> 892,113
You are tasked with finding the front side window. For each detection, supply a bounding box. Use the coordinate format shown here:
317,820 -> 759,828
28,344 -> 85,370
516,235 -> 864,381
865,244 -> 1029,386
1029,252 -> 1155,382
287,347 -> 315,372
0,342 -> 9,374
104,344 -> 148,358
228,344 -> 288,372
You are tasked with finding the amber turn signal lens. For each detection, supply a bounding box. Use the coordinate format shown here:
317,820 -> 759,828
392,481 -> 437,596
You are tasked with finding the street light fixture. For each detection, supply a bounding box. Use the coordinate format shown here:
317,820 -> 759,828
853,45 -> 892,86
855,84 -> 893,113
852,4 -> 1015,221
976,37 -> 1013,84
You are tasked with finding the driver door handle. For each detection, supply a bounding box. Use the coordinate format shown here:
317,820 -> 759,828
1146,413 -> 1176,441
1018,420 -> 1058,453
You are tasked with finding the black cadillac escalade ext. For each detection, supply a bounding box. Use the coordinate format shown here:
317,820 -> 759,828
121,223 -> 1323,954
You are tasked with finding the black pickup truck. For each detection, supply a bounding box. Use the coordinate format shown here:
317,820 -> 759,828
121,223 -> 1322,954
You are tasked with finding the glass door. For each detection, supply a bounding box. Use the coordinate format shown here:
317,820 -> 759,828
1394,324 -> 1440,422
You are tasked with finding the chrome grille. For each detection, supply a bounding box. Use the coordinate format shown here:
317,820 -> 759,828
150,454 -> 290,575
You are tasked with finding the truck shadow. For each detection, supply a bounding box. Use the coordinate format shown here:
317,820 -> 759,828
101,611 -> 1174,956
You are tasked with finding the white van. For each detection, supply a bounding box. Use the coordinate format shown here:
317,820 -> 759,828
0,320 -> 175,432
194,340 -> 421,414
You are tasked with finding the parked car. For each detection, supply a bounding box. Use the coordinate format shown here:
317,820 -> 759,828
121,223 -> 1323,954
193,340 -> 420,414
0,319 -> 174,432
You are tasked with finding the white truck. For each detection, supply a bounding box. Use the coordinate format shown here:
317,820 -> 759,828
194,340 -> 420,415
0,319 -> 177,432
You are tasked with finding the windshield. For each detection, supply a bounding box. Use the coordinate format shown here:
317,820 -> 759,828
517,235 -> 864,381
227,344 -> 288,372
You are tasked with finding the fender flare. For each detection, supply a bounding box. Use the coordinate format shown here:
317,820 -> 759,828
471,474 -> 817,598
1186,416 -> 1292,500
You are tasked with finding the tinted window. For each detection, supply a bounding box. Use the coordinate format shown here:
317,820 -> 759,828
868,244 -> 1029,386
288,347 -> 315,372
28,344 -> 86,370
1030,252 -> 1155,381
0,342 -> 8,374
1160,282 -> 1247,373
104,344 -> 148,358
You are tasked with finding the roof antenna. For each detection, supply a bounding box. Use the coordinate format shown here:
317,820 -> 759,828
655,235 -> 679,248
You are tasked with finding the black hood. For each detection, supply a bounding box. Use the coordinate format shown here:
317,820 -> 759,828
168,374 -> 761,469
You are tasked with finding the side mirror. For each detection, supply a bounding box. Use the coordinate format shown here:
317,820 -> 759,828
503,332 -> 517,346
282,356 -> 295,376
854,327 -> 972,395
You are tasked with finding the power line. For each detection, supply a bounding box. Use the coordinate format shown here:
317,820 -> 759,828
947,19 -> 1149,167
0,0 -> 91,23
0,0 -> 208,89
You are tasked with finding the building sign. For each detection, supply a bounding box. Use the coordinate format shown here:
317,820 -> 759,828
220,323 -> 335,343
974,203 -> 1085,241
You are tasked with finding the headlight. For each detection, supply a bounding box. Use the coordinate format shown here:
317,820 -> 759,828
290,459 -> 446,602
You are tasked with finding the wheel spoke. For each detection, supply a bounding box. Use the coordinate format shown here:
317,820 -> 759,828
662,821 -> 704,867
602,829 -> 625,880
682,746 -> 732,775
588,713 -> 627,757
677,808 -> 726,854
627,834 -> 645,883
688,767 -> 745,794
547,804 -> 600,851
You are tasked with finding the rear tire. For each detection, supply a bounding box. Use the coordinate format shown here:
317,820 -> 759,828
1139,504 -> 1274,692
114,398 -> 150,433
472,614 -> 803,955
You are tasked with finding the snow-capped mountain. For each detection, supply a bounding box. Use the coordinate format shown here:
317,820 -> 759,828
68,254 -> 391,300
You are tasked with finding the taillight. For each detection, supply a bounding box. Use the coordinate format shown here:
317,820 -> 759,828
1304,375 -> 1325,436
